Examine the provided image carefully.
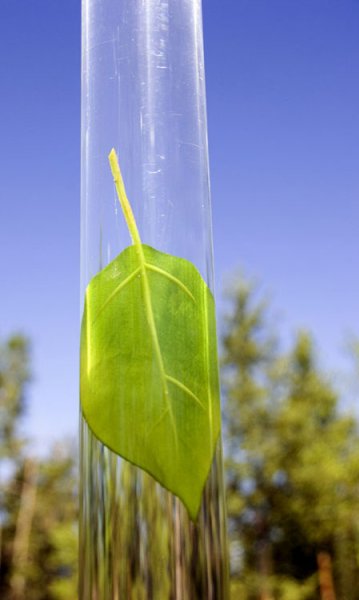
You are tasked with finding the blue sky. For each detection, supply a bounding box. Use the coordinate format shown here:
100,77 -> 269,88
0,0 -> 358,451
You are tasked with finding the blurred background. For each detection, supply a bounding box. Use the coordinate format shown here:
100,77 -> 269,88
0,0 -> 358,598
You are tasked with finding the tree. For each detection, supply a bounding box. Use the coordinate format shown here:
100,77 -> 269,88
0,334 -> 30,591
0,335 -> 30,461
26,443 -> 78,600
0,335 -> 78,599
1,444 -> 78,600
222,279 -> 359,599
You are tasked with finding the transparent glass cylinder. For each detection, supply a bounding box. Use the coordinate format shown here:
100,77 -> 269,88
80,0 -> 229,597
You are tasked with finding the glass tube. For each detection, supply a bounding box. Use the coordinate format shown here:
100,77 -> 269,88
80,1 -> 229,597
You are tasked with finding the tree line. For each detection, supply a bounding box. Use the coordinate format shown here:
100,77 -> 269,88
0,337 -> 77,599
223,280 -> 359,599
0,278 -> 358,599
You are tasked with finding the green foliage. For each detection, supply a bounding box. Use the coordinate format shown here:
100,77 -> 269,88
0,335 -> 29,460
230,573 -> 317,600
80,150 -> 220,519
1,447 -> 78,600
223,278 -> 359,599
0,446 -> 78,600
0,335 -> 78,600
27,445 -> 78,600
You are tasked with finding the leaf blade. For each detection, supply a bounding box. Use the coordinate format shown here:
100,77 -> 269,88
81,244 -> 221,519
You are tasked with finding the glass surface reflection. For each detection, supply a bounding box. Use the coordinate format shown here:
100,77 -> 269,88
79,419 -> 229,599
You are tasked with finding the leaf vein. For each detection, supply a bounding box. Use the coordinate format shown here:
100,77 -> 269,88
166,375 -> 205,411
145,407 -> 170,441
145,263 -> 196,303
92,266 -> 141,322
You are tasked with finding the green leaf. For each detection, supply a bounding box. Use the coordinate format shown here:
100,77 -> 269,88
80,150 -> 221,519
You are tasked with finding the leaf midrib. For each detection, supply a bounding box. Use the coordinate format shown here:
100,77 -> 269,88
92,252 -> 205,411
136,243 -> 176,439
108,149 -> 205,449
